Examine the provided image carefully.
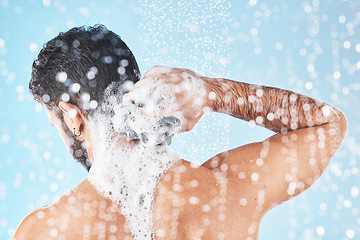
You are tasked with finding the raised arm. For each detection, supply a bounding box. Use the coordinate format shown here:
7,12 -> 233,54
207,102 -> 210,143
201,76 -> 347,209
202,77 -> 342,133
124,66 -> 347,212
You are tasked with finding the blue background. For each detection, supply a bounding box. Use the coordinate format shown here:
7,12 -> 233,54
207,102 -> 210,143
0,0 -> 359,239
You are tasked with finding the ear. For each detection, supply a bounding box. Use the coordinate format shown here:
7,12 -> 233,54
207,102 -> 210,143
58,101 -> 85,134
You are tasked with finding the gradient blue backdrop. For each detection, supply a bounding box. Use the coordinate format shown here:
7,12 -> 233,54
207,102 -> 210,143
0,0 -> 359,239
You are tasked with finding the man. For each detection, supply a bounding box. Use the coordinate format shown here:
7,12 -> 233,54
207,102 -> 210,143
14,25 -> 346,239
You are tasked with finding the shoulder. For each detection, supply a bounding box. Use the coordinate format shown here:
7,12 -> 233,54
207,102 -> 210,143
13,200 -> 84,240
159,160 -> 218,191
13,206 -> 53,240
156,160 -> 222,215
13,180 -> 92,240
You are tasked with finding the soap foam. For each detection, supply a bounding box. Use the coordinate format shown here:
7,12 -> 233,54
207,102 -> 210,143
87,72 -> 207,239
112,83 -> 182,146
112,71 -> 207,146
87,81 -> 184,239
88,139 -> 180,239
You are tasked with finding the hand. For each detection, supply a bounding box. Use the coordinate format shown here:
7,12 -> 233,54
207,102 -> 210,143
123,66 -> 212,133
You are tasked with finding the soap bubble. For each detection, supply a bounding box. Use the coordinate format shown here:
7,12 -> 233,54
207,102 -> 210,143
42,0 -> 50,7
56,71 -> 67,83
79,6 -> 89,15
29,43 -> 38,52
346,229 -> 355,239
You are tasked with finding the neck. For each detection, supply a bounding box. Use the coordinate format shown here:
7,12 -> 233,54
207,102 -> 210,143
87,141 -> 180,240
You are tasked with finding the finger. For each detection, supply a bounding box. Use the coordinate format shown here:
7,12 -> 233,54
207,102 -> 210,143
143,65 -> 163,77
123,88 -> 141,102
129,77 -> 156,95
132,74 -> 171,89
122,92 -> 133,102
144,65 -> 174,77
162,74 -> 183,83
143,66 -> 157,77
123,85 -> 150,103
132,77 -> 154,89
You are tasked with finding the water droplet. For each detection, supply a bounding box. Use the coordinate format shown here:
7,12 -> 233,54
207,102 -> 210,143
189,196 -> 199,205
56,71 -> 67,83
70,83 -> 81,94
346,229 -> 355,239
42,0 -> 50,7
338,15 -> 346,23
351,186 -> 359,198
80,6 -> 88,15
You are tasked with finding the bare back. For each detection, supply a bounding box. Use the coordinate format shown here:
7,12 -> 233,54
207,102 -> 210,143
14,159 -> 264,240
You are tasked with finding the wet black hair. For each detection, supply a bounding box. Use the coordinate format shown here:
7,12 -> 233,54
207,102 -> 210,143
29,24 -> 141,170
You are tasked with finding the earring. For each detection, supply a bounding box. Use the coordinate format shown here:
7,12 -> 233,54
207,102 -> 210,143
59,106 -> 67,112
73,128 -> 81,137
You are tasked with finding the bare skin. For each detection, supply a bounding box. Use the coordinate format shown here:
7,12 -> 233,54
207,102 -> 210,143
14,66 -> 347,240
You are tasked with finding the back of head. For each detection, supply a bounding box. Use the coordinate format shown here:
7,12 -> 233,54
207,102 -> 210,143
30,24 -> 140,117
29,24 -> 141,170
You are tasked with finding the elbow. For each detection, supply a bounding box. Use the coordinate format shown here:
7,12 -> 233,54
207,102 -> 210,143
330,109 -> 347,144
337,110 -> 347,139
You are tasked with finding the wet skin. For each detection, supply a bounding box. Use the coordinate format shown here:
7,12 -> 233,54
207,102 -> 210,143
14,66 -> 347,240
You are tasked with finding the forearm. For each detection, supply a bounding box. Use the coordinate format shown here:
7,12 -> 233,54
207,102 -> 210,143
203,77 -> 341,133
